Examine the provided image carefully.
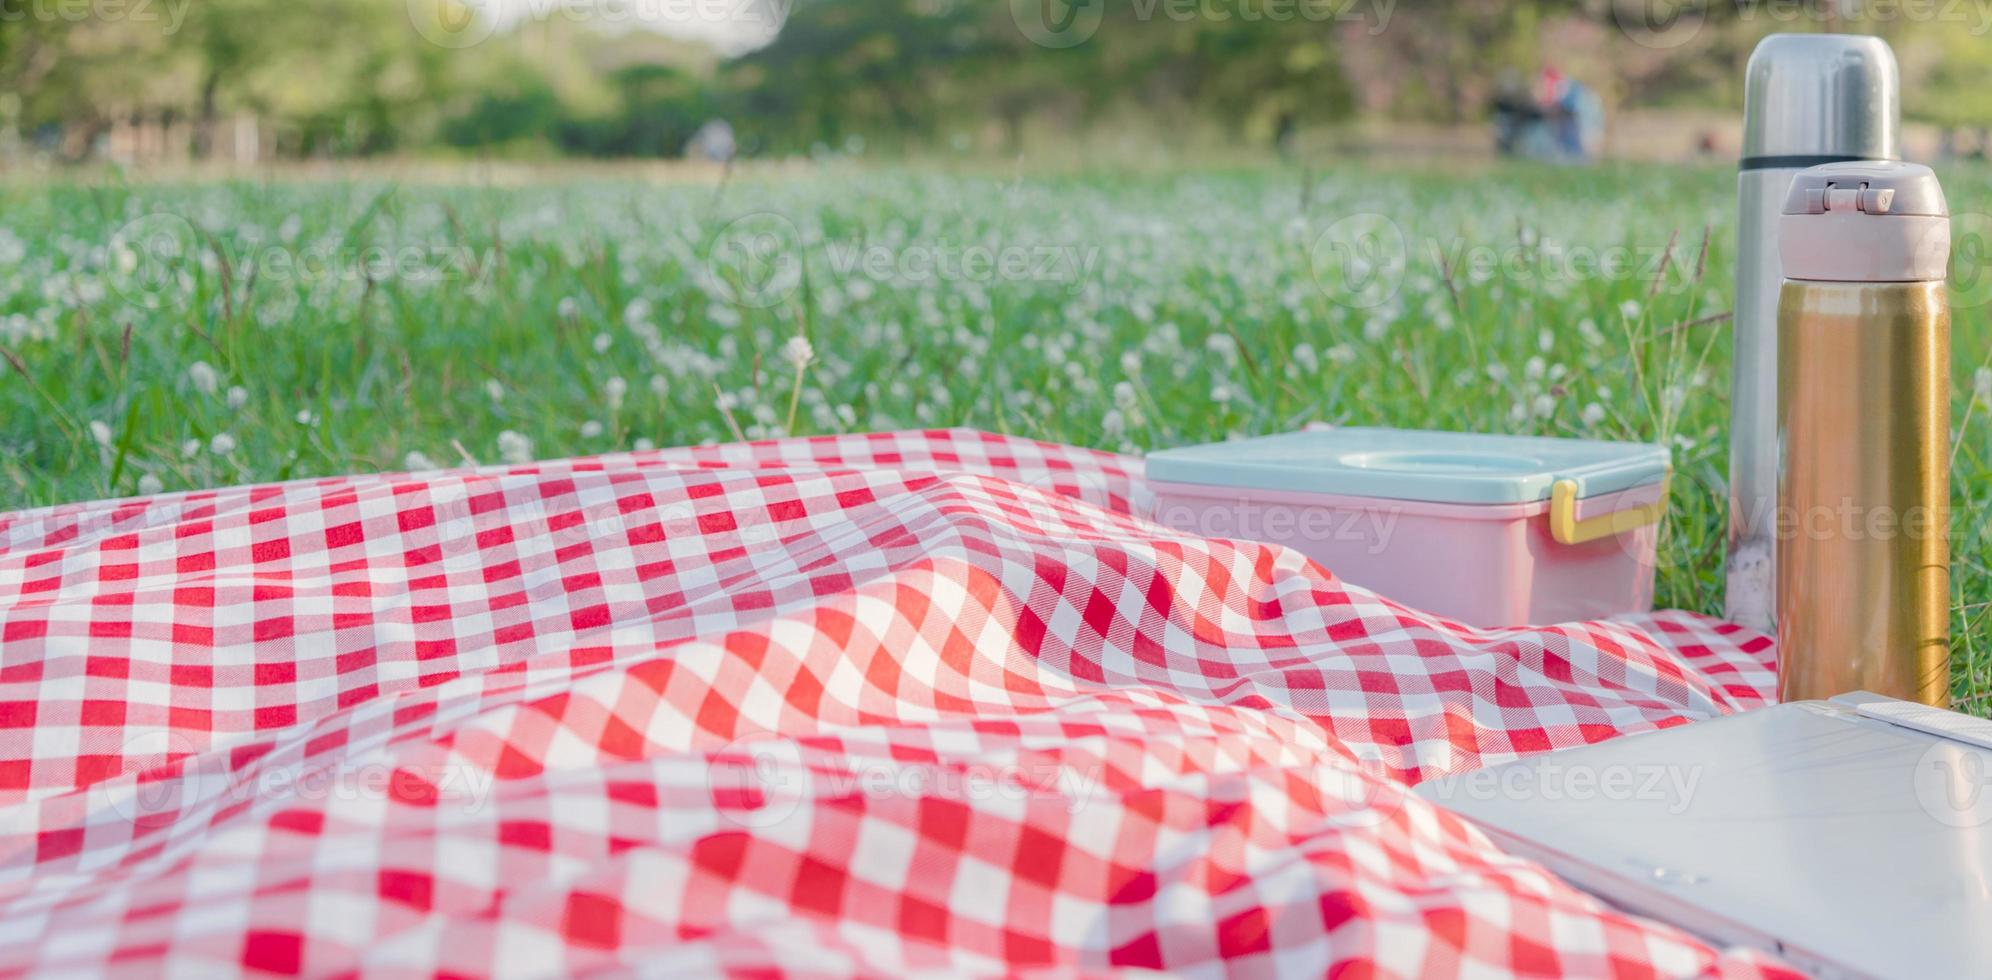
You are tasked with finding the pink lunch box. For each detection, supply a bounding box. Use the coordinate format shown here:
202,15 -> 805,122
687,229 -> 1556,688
1144,428 -> 1672,628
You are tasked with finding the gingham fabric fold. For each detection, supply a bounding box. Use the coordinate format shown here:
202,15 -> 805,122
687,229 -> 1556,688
0,429 -> 1795,977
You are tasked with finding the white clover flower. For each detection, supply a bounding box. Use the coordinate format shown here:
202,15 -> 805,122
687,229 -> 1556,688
1119,350 -> 1141,375
137,473 -> 163,496
592,333 -> 612,354
1538,329 -> 1555,352
403,450 -> 438,471
1976,366 -> 1991,405
188,360 -> 219,395
1525,357 -> 1546,382
1532,394 -> 1556,418
89,420 -> 113,447
1619,299 -> 1642,319
497,430 -> 533,464
633,438 -> 655,452
624,298 -> 652,326
1292,342 -> 1319,374
649,374 -> 668,398
581,420 -> 604,439
1113,381 -> 1140,412
1102,408 -> 1126,439
209,433 -> 236,455
180,438 -> 201,459
1326,343 -> 1356,365
1211,383 -> 1234,404
782,335 -> 815,370
485,379 -> 505,403
226,386 -> 248,410
605,376 -> 627,410
557,296 -> 579,320
1486,363 -> 1510,383
1578,318 -> 1605,347
1363,319 -> 1387,342
1582,403 -> 1607,427
294,409 -> 315,425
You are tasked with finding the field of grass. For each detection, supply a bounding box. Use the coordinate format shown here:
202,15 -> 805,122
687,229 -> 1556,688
2,161 -> 1988,704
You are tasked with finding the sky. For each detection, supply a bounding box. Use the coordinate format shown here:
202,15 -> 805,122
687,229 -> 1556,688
487,0 -> 787,55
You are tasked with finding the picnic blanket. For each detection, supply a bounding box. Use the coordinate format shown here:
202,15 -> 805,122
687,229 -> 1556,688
0,429 -> 1795,977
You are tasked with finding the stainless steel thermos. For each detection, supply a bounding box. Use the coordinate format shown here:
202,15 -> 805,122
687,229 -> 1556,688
1775,162 -> 1951,706
1729,34 -> 1899,632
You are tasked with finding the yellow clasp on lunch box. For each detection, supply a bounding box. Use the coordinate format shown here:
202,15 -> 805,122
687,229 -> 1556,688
1549,473 -> 1670,546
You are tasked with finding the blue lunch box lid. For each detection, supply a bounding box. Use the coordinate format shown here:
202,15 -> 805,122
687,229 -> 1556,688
1144,427 -> 1671,505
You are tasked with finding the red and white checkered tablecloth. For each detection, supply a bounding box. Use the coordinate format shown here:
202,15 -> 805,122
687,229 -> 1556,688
0,429 -> 1794,977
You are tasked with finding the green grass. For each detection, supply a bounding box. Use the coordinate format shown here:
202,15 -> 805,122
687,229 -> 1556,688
2,161 -> 1988,705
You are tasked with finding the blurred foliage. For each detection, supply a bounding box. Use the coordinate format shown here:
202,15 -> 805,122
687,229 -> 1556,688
5,0 -> 1992,160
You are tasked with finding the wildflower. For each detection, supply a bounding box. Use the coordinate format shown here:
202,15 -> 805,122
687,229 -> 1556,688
557,296 -> 579,320
403,450 -> 437,471
295,409 -> 316,425
1525,357 -> 1546,382
1486,363 -> 1510,383
649,374 -> 668,398
782,335 -> 815,370
180,439 -> 201,459
485,379 -> 506,403
1582,403 -> 1607,427
136,473 -> 163,496
1326,343 -> 1356,365
605,376 -> 627,410
1292,342 -> 1319,374
1532,394 -> 1556,418
581,420 -> 605,439
209,433 -> 236,455
1538,329 -> 1555,352
89,420 -> 113,447
593,333 -> 612,354
497,430 -> 533,464
1363,319 -> 1387,342
188,360 -> 219,395
1578,318 -> 1605,347
633,438 -> 655,452
1102,408 -> 1127,439
226,386 -> 248,410
1976,366 -> 1991,405
1619,299 -> 1642,319
1211,383 -> 1234,405
624,298 -> 651,326
1113,381 -> 1140,413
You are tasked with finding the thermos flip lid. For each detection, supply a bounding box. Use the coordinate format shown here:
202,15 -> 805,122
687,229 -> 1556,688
1779,161 -> 1950,282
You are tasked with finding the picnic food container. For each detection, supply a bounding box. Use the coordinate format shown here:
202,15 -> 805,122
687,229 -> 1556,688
1146,429 -> 1672,627
1728,33 -> 1899,633
1775,161 -> 1950,707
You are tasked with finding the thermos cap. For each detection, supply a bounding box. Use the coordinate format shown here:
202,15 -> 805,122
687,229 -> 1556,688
1743,33 -> 1898,166
1779,162 -> 1950,283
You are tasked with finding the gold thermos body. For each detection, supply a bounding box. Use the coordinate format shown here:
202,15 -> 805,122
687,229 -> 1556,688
1775,161 -> 1952,706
